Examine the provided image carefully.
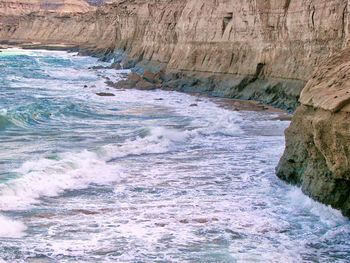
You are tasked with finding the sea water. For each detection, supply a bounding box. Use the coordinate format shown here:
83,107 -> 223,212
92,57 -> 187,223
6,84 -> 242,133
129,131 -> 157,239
0,48 -> 349,262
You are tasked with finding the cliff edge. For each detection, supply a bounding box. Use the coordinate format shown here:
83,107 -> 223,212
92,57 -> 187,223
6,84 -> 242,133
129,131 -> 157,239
277,48 -> 350,217
0,0 -> 93,15
0,0 -> 349,216
1,0 -> 350,111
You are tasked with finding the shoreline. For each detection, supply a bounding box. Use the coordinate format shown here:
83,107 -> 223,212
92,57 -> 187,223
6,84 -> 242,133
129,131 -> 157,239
0,43 -> 293,119
0,42 -> 301,114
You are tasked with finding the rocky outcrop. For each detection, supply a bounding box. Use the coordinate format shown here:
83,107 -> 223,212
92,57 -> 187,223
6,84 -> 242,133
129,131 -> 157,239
1,0 -> 349,111
0,0 -> 92,15
0,0 -> 349,215
277,48 -> 350,217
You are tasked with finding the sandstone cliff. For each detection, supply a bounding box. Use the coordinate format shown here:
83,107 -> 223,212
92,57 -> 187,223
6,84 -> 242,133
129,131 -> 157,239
277,47 -> 350,217
0,0 -> 349,216
0,0 -> 92,15
1,0 -> 349,111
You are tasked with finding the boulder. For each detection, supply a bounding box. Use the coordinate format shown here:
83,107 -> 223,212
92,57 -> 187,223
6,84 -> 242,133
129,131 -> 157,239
112,62 -> 121,70
141,70 -> 161,84
95,92 -> 115,96
135,80 -> 157,90
127,72 -> 142,84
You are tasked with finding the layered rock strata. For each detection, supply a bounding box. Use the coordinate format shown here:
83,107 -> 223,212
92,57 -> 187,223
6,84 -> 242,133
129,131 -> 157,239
0,0 -> 93,30
0,0 -> 92,15
277,48 -> 350,217
0,0 -> 349,216
1,0 -> 349,111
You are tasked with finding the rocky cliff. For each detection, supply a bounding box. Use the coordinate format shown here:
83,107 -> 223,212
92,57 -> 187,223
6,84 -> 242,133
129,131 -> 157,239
277,47 -> 350,217
1,0 -> 349,111
0,0 -> 92,15
0,0 -> 349,216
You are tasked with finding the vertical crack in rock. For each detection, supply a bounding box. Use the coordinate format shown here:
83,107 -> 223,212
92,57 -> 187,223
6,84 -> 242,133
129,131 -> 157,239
342,1 -> 348,40
311,6 -> 315,28
283,0 -> 291,13
222,12 -> 233,35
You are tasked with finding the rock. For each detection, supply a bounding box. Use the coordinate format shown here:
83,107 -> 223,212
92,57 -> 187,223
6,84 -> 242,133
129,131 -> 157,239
112,62 -> 121,70
108,71 -> 160,90
162,79 -> 188,90
122,60 -> 136,69
2,0 -> 349,110
110,80 -> 130,89
189,104 -> 197,107
277,48 -> 350,218
0,0 -> 348,217
89,65 -> 106,70
270,115 -> 293,121
154,70 -> 166,82
142,70 -> 161,84
135,80 -> 156,90
95,92 -> 115,96
104,80 -> 115,87
127,72 -> 142,84
0,0 -> 93,16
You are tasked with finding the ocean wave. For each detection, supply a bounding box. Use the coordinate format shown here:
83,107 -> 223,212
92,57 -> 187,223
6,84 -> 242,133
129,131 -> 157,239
287,187 -> 348,226
0,109 -> 11,130
0,108 -> 45,130
0,215 -> 27,238
0,126 -> 188,211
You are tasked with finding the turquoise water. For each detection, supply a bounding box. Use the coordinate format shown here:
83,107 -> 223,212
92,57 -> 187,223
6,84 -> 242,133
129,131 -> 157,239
0,48 -> 349,262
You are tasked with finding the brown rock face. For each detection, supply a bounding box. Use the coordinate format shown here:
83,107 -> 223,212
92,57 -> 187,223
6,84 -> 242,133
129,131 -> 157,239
0,0 -> 92,15
277,48 -> 350,217
0,0 -> 349,215
0,0 -> 349,101
1,0 -> 349,110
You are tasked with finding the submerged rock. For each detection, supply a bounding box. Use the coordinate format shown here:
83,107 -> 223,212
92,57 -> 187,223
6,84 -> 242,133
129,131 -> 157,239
95,92 -> 115,96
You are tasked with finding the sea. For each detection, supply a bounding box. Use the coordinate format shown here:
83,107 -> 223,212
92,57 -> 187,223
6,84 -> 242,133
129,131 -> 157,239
0,48 -> 349,262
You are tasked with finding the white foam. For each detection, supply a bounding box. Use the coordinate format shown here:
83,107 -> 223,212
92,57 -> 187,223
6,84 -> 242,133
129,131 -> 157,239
0,126 -> 187,210
98,126 -> 189,160
0,109 -> 7,116
0,215 -> 27,238
287,187 -> 348,226
95,89 -> 243,137
0,150 -> 122,210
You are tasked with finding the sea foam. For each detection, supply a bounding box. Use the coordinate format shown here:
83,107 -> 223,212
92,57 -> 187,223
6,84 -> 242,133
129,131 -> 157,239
0,126 -> 188,211
0,215 -> 27,238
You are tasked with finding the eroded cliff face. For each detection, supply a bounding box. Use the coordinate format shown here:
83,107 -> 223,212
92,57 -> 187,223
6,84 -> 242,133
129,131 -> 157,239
0,0 -> 92,15
0,0 -> 349,215
0,0 -> 349,110
277,47 -> 350,217
0,0 -> 93,31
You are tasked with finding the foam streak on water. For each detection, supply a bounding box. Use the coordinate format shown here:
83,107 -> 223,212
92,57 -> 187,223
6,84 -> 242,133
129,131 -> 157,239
0,48 -> 349,262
